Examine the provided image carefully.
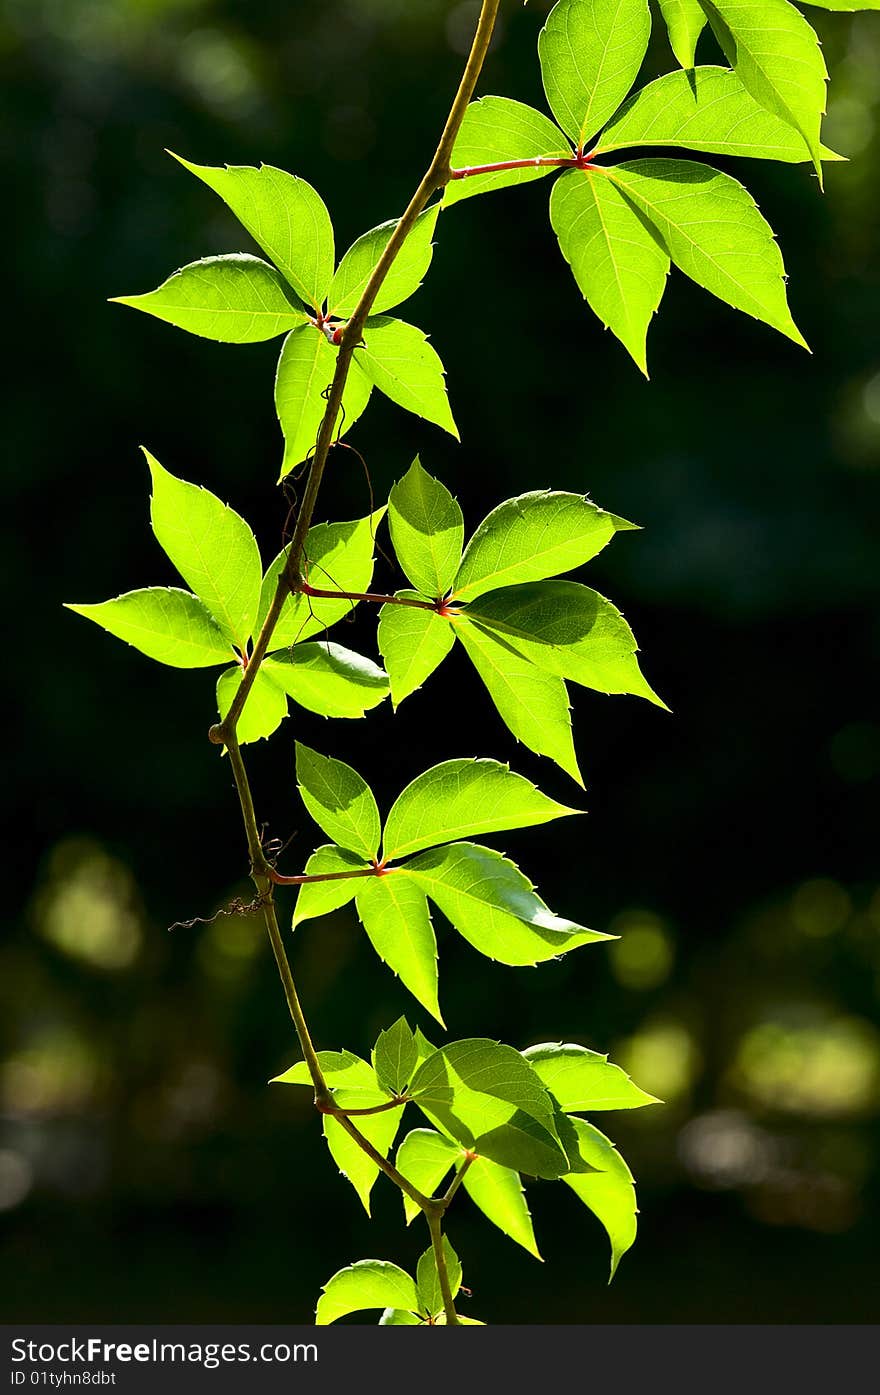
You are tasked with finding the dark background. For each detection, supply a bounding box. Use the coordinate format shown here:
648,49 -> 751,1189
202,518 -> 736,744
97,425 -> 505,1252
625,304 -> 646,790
2,0 -> 878,1324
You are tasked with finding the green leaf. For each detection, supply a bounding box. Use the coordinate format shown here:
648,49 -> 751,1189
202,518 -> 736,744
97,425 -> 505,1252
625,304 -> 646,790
145,449 -> 262,649
396,1129 -> 460,1224
538,0 -> 652,148
329,206 -> 439,318
405,843 -> 610,965
463,1154 -> 542,1259
111,254 -> 308,343
259,509 -> 385,649
295,743 -> 381,860
550,168 -> 669,376
355,317 -> 459,439
316,1260 -> 418,1325
217,665 -> 287,745
355,875 -> 442,1024
453,491 -> 634,603
467,580 -> 666,707
264,641 -> 389,719
323,1108 -> 403,1215
274,326 -> 373,478
271,1049 -> 390,1108
444,96 -> 572,207
797,0 -> 880,7
372,1018 -> 419,1097
388,458 -> 464,599
378,1309 -> 421,1325
607,159 -> 807,347
657,0 -> 708,67
596,66 -> 838,162
171,155 -> 334,309
383,758 -> 579,862
377,595 -> 456,708
562,1118 -> 638,1278
697,0 -> 827,179
523,1042 -> 660,1111
65,589 -> 233,669
416,1238 -> 461,1319
292,845 -> 371,928
455,621 -> 582,786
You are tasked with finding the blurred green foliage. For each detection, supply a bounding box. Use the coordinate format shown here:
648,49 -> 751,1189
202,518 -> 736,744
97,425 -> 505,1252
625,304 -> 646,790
2,0 -> 878,1322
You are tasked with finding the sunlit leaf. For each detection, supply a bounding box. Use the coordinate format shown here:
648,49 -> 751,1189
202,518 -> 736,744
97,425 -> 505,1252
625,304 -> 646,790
216,664 -> 287,745
561,1118 -> 638,1278
355,875 -> 442,1023
657,0 -> 708,67
388,457 -> 464,599
259,509 -> 385,649
444,96 -> 572,207
329,206 -> 439,317
377,595 -> 456,708
372,1018 -> 419,1097
275,326 -> 373,477
65,589 -> 233,669
463,1153 -> 542,1259
111,254 -> 309,343
538,0 -> 652,148
355,317 -> 459,438
316,1260 -> 418,1325
292,844 -> 371,928
416,1237 -> 462,1319
264,641 -> 389,718
523,1042 -> 660,1111
323,1108 -> 403,1215
396,1128 -> 460,1224
295,743 -> 381,860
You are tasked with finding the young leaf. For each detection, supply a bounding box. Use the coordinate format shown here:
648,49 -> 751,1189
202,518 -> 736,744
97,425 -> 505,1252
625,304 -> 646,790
405,843 -> 610,965
463,1154 -> 542,1259
328,206 -> 440,318
146,450 -> 262,649
455,621 -> 582,786
292,845 -> 371,928
111,254 -> 308,343
395,1129 -> 460,1224
217,665 -> 287,745
315,1260 -> 419,1325
388,457 -> 464,599
272,1049 -> 390,1108
538,0 -> 652,148
65,589 -> 233,669
354,317 -> 459,439
523,1042 -> 660,1110
295,743 -> 381,861
444,96 -> 573,207
608,159 -> 808,347
355,876 -> 442,1024
372,1018 -> 419,1097
275,326 -> 373,478
323,1108 -> 402,1215
657,0 -> 708,67
550,168 -> 669,376
467,580 -> 666,707
259,509 -> 385,649
416,1238 -> 462,1319
377,596 -> 455,708
697,0 -> 827,179
382,758 -> 579,862
264,642 -> 389,719
453,491 -> 634,603
562,1118 -> 638,1278
596,66 -> 837,162
171,156 -> 335,309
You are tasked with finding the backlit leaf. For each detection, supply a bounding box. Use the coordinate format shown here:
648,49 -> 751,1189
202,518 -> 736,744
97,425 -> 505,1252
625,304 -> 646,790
316,1260 -> 418,1325
444,96 -> 572,207
463,1153 -> 542,1259
323,1108 -> 403,1215
259,509 -> 385,649
416,1238 -> 462,1319
377,596 -> 455,708
274,326 -> 373,477
396,1128 -> 460,1224
111,254 -> 308,343
295,743 -> 381,860
355,317 -> 459,438
388,457 -> 464,599
216,665 -> 287,745
355,875 -> 442,1024
65,589 -> 233,669
372,1018 -> 419,1097
523,1042 -> 660,1111
292,845 -> 371,928
329,206 -> 439,318
264,641 -> 389,718
538,0 -> 652,148
562,1118 -> 638,1278
657,0 -> 708,67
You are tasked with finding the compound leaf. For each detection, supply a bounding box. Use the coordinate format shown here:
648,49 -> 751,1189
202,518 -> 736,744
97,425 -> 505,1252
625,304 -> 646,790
355,317 -> 458,439
292,845 -> 371,928
444,96 -> 572,207
463,1154 -> 542,1259
538,0 -> 652,148
329,206 -> 439,318
383,758 -> 579,862
562,1118 -> 638,1278
377,596 -> 456,708
355,876 -> 442,1024
275,326 -> 373,478
372,1018 -> 420,1097
316,1260 -> 418,1326
295,743 -> 381,861
216,664 -> 287,745
523,1042 -> 660,1111
259,509 -> 385,649
264,642 -> 389,719
111,254 -> 308,343
65,589 -> 233,669
388,457 -> 464,599
171,155 -> 334,309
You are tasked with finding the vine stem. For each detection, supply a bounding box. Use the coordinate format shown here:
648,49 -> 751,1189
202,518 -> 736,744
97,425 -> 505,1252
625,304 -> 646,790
211,0 -> 504,1222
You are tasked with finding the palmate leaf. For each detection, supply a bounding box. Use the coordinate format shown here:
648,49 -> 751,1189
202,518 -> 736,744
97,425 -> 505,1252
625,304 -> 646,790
382,758 -> 578,862
523,1042 -> 660,1111
467,580 -> 666,707
452,491 -> 635,603
657,0 -> 708,67
377,594 -> 456,707
216,664 -> 287,745
354,317 -> 459,438
66,588 -> 234,669
316,1261 -> 419,1326
550,168 -> 669,375
111,254 -> 309,343
416,1238 -> 462,1319
258,508 -> 385,649
263,642 -> 389,719
328,206 -> 439,318
608,159 -> 808,347
355,876 -> 442,1024
275,326 -> 373,477
172,155 -> 335,310
562,1118 -> 638,1278
538,0 -> 652,149
388,457 -> 464,599
146,451 -> 262,650
444,96 -> 573,207
596,66 -> 839,163
292,845 -> 370,927
403,843 -> 610,966
697,0 -> 827,180
295,743 -> 382,861
372,1018 -> 419,1096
